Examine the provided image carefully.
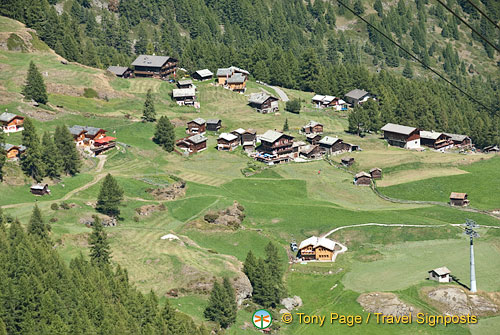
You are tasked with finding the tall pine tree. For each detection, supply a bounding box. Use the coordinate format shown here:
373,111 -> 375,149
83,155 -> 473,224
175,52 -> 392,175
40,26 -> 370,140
21,118 -> 45,182
88,215 -> 111,267
22,61 -> 48,104
204,279 -> 236,329
153,116 -> 175,152
55,125 -> 80,175
96,173 -> 124,217
41,132 -> 62,179
0,129 -> 6,181
28,204 -> 50,241
142,89 -> 156,122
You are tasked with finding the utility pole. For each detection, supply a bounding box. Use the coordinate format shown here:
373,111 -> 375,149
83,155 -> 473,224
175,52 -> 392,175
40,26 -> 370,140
463,219 -> 479,293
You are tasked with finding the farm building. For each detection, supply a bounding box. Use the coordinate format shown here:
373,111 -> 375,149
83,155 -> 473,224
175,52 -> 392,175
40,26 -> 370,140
68,126 -> 115,155
241,129 -> 257,151
177,79 -> 194,89
298,236 -> 336,261
301,121 -> 323,134
420,131 -> 453,151
370,168 -> 382,179
30,184 -> 50,196
483,145 -> 499,153
206,119 -> 221,132
106,66 -> 132,78
449,192 -> 470,207
172,88 -> 196,106
231,128 -> 246,143
187,118 -> 206,135
306,133 -> 322,145
344,89 -> 373,106
216,66 -> 250,92
193,69 -> 213,81
318,136 -> 344,154
445,133 -> 472,148
255,130 -> 294,165
299,145 -> 322,159
217,133 -> 239,151
248,93 -> 279,114
1,143 -> 25,160
0,112 -> 24,133
176,134 -> 207,154
354,172 -> 372,186
341,157 -> 355,166
311,95 -> 347,110
381,123 -> 421,149
428,266 -> 451,283
131,55 -> 177,79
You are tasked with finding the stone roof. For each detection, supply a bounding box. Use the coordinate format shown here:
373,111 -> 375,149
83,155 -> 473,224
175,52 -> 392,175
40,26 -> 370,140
318,136 -> 340,146
420,130 -> 445,140
218,133 -> 238,142
188,134 -> 207,144
0,112 -> 18,122
260,130 -> 284,143
131,55 -> 173,68
345,89 -> 369,100
445,133 -> 470,142
226,73 -> 246,84
30,183 -> 48,190
68,125 -> 103,136
178,79 -> 193,86
450,192 -> 467,200
189,118 -> 206,125
232,128 -> 245,135
370,167 -> 382,173
355,171 -> 372,179
172,88 -> 195,98
429,266 -> 451,276
195,69 -> 213,77
107,66 -> 129,76
206,119 -> 221,124
249,92 -> 274,104
381,123 -> 417,136
304,120 -> 322,128
299,236 -> 335,251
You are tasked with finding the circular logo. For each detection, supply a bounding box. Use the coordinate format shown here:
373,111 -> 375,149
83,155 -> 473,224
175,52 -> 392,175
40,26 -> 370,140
252,309 -> 272,329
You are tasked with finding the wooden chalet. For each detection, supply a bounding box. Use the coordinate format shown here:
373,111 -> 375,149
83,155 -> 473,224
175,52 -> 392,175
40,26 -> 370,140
381,123 -> 421,149
445,133 -> 473,148
0,112 -> 24,133
107,66 -> 132,78
172,88 -> 196,106
341,157 -> 355,166
231,128 -> 246,143
193,69 -> 213,81
298,236 -> 336,261
241,129 -> 257,151
206,119 -> 221,132
187,118 -> 206,135
311,95 -> 347,111
176,134 -> 207,154
354,172 -> 372,186
420,131 -> 453,151
131,55 -> 177,79
370,168 -> 382,180
299,145 -> 322,159
301,121 -> 323,134
69,125 -> 107,146
217,133 -> 239,151
216,66 -> 249,92
255,130 -> 294,165
344,89 -> 373,106
449,192 -> 469,207
1,143 -> 25,160
428,266 -> 451,283
248,93 -> 279,114
177,79 -> 194,89
306,133 -> 322,145
30,183 -> 50,196
318,136 -> 344,155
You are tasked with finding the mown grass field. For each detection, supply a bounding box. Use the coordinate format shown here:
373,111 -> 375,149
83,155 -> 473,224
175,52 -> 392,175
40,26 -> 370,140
1,17 -> 500,334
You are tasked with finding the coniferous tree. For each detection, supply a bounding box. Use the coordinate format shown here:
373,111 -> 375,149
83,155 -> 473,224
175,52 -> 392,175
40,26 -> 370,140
0,129 -> 6,181
222,277 -> 237,327
402,61 -> 414,79
243,250 -> 257,285
142,89 -> 156,122
354,0 -> 365,15
55,125 -> 80,175
22,61 -> 48,104
282,118 -> 289,132
265,242 -> 286,303
28,204 -> 50,241
21,118 -> 45,182
204,279 -> 236,329
153,116 -> 175,152
41,132 -> 62,179
96,173 -> 124,217
88,215 -> 111,267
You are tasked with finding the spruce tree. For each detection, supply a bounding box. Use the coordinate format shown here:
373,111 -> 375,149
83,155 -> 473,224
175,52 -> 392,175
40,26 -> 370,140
0,129 -> 6,181
28,204 -> 50,241
142,89 -> 156,122
243,250 -> 257,285
55,125 -> 80,175
41,132 -> 62,179
402,61 -> 414,79
21,118 -> 45,182
354,0 -> 365,15
22,61 -> 48,104
204,279 -> 236,329
153,116 -> 175,152
222,277 -> 237,327
96,174 -> 124,217
282,118 -> 289,132
265,242 -> 286,303
88,215 -> 111,267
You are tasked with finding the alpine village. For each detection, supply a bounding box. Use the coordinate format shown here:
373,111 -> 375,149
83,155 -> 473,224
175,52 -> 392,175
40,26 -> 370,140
0,1 -> 500,335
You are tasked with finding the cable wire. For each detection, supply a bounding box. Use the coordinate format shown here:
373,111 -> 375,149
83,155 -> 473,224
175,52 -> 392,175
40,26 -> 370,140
434,0 -> 500,54
463,0 -> 500,31
335,0 -> 497,114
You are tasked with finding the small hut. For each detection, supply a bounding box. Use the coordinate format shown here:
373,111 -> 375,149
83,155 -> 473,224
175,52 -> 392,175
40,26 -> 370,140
354,172 -> 372,186
30,184 -> 50,196
370,168 -> 382,179
428,266 -> 451,283
449,192 -> 469,207
341,157 -> 355,166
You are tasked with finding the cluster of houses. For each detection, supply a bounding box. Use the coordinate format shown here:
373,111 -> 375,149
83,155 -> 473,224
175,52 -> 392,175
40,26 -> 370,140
381,123 -> 473,151
68,125 -> 116,156
311,89 -> 374,110
216,66 -> 249,93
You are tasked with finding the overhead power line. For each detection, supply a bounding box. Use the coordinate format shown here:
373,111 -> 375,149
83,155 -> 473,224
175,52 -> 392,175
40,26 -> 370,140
335,0 -> 497,115
463,0 -> 500,31
434,0 -> 500,54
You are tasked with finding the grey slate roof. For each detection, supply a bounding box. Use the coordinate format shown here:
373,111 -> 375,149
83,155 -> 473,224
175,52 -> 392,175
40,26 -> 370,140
107,66 -> 129,76
0,143 -> 22,151
172,88 -> 195,98
0,112 -> 18,122
345,89 -> 369,100
195,69 -> 213,77
248,92 -> 275,104
218,133 -> 238,142
445,133 -> 470,142
206,119 -> 221,124
178,79 -> 193,86
232,128 -> 245,135
355,171 -> 371,179
188,134 -> 207,144
381,123 -> 417,136
260,130 -> 284,143
304,120 -> 322,128
131,55 -> 171,68
420,130 -> 444,140
68,125 -> 103,136
226,73 -> 246,84
30,183 -> 48,190
429,266 -> 451,276
217,66 -> 250,77
190,118 -> 206,125
306,133 -> 321,139
318,136 -> 340,146
370,167 -> 382,173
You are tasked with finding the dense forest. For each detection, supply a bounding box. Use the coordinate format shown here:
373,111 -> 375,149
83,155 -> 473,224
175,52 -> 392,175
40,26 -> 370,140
0,208 -> 209,334
0,0 -> 499,146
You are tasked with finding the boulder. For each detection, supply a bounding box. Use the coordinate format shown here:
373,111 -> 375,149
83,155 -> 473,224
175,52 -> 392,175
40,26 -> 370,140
358,292 -> 417,317
233,275 -> 253,307
281,296 -> 303,311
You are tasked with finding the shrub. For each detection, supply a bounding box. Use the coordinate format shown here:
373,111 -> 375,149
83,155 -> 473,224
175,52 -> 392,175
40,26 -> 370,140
49,217 -> 58,223
83,88 -> 98,99
51,203 -> 59,211
60,202 -> 70,210
285,99 -> 301,114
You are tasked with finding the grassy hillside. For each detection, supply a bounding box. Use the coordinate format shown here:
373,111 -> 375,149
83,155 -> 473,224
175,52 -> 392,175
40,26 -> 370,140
1,15 -> 500,334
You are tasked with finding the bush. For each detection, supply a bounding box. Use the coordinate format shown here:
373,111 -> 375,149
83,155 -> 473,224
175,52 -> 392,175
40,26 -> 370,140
204,213 -> 219,223
51,203 -> 59,211
285,99 -> 301,114
60,202 -> 70,210
83,88 -> 98,99
49,217 -> 59,223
